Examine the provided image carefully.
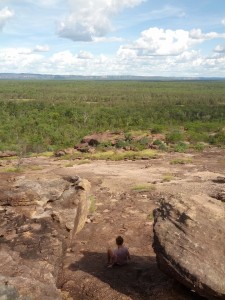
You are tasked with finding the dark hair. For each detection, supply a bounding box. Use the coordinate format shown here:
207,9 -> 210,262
116,236 -> 124,246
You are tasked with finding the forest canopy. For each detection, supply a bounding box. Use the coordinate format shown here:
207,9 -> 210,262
0,80 -> 225,153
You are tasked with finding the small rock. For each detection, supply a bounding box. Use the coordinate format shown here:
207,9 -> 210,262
212,176 -> 225,183
144,221 -> 153,226
211,191 -> 225,202
110,199 -> 118,203
67,248 -> 74,253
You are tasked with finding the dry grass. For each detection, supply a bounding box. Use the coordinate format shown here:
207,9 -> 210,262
132,184 -> 156,192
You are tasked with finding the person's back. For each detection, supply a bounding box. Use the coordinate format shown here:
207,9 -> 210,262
114,246 -> 129,265
107,235 -> 130,267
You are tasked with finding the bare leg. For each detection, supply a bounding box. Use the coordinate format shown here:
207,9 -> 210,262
107,249 -> 113,264
107,248 -> 115,265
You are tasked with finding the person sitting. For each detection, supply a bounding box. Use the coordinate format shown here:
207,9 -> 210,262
107,235 -> 131,267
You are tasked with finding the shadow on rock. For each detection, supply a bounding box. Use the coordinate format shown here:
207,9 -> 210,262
65,251 -> 205,300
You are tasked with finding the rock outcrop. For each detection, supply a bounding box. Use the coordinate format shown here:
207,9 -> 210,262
0,173 -> 91,299
153,194 -> 225,299
0,150 -> 17,158
74,131 -> 124,153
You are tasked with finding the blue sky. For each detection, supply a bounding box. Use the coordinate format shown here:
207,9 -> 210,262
1,0 -> 225,76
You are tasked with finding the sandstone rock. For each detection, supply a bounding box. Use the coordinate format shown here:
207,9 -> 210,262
0,151 -> 17,158
210,190 -> 225,202
76,131 -> 125,149
153,195 -> 225,299
81,136 -> 100,146
0,173 -> 91,299
55,148 -> 78,157
75,143 -> 90,153
81,132 -> 122,146
213,176 -> 225,184
55,150 -> 66,157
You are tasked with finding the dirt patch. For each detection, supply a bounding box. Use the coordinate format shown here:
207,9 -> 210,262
1,147 -> 224,299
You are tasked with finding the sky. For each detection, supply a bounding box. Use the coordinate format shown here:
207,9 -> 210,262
1,0 -> 225,77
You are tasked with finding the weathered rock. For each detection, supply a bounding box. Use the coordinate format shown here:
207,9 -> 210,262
210,190 -> 225,202
212,176 -> 225,184
0,173 -> 91,299
0,150 -> 17,158
75,142 -> 90,153
75,131 -> 125,151
55,148 -> 78,157
55,150 -> 66,157
153,195 -> 225,299
80,132 -> 123,146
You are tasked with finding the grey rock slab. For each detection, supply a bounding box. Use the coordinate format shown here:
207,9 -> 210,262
153,194 -> 225,299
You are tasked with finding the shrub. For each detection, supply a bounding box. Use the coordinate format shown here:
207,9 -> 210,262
152,139 -> 168,151
187,131 -> 208,143
124,132 -> 133,141
207,132 -> 225,146
133,136 -> 150,151
174,141 -> 189,153
152,139 -> 162,145
194,143 -> 206,151
115,139 -> 129,149
151,125 -> 164,134
166,130 -> 184,144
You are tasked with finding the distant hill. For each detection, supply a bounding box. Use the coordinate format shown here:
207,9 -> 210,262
0,73 -> 224,81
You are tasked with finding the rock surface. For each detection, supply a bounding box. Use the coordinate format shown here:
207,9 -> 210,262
0,173 -> 91,300
153,195 -> 225,299
0,150 -> 17,158
74,131 -> 124,153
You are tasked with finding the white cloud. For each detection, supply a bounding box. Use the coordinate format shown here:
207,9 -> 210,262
222,19 -> 225,25
33,45 -> 50,52
117,47 -> 137,59
214,44 -> 225,53
93,36 -> 124,43
0,48 -> 43,72
189,28 -> 203,40
118,27 -> 225,57
50,50 -> 76,66
1,42 -> 225,77
57,0 -> 144,41
119,28 -> 195,56
77,51 -> 93,59
0,7 -> 14,31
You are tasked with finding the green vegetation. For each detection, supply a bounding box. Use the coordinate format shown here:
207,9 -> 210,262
2,166 -> 24,173
147,212 -> 154,221
27,165 -> 44,171
0,80 -> 225,154
162,174 -> 175,182
132,184 -> 156,192
89,195 -> 96,214
170,158 -> 193,165
64,149 -> 158,161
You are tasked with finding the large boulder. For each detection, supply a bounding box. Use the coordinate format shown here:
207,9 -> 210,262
153,194 -> 225,299
0,173 -> 91,299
